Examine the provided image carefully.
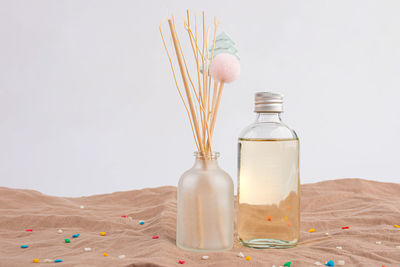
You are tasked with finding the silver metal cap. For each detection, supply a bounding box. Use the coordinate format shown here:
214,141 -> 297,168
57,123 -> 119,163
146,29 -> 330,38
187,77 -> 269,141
254,92 -> 284,113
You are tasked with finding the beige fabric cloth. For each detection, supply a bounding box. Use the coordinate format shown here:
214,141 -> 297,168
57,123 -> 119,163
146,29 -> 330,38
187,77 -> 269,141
1,178 -> 399,266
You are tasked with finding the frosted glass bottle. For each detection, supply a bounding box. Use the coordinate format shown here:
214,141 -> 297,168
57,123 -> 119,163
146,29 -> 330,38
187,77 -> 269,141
177,152 -> 234,252
238,92 -> 300,248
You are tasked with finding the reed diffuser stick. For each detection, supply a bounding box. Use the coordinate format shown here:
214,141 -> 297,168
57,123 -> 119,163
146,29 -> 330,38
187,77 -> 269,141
167,19 -> 205,152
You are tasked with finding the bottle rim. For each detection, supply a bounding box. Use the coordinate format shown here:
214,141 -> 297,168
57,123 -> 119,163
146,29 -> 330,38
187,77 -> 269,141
193,151 -> 220,159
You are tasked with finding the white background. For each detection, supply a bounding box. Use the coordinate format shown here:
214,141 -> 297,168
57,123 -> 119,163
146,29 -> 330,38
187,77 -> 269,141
0,0 -> 399,197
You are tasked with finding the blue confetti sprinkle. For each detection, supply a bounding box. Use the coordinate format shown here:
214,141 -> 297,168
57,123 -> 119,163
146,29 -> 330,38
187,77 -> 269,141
54,259 -> 63,263
21,245 -> 29,248
72,233 -> 80,238
325,260 -> 335,266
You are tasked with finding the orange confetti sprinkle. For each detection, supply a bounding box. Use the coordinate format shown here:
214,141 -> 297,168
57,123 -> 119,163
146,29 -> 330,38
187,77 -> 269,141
308,228 -> 315,233
287,222 -> 290,227
267,216 -> 271,221
394,224 -> 399,228
104,252 -> 109,257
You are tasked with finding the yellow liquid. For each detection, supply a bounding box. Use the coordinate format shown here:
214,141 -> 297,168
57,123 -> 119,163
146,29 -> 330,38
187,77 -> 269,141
238,138 -> 300,248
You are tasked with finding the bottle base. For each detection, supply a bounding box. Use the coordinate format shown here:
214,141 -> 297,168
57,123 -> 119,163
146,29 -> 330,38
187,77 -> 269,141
239,238 -> 297,249
177,242 -> 233,253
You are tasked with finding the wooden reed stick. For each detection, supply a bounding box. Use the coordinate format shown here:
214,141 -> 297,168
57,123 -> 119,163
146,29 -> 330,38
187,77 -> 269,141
196,195 -> 204,249
168,19 -> 205,152
159,24 -> 200,151
209,82 -> 225,142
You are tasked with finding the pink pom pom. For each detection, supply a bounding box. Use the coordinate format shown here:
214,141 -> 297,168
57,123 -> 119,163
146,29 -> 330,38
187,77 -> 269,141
209,53 -> 240,83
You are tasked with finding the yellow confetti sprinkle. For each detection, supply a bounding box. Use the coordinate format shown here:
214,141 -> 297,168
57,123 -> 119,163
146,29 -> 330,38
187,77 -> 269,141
394,224 -> 399,228
100,232 -> 106,236
33,259 -> 39,263
245,256 -> 251,261
282,216 -> 288,222
104,252 -> 109,257
308,228 -> 315,233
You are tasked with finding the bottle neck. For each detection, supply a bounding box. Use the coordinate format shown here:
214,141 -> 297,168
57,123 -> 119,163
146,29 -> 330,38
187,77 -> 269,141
192,152 -> 220,169
255,112 -> 282,123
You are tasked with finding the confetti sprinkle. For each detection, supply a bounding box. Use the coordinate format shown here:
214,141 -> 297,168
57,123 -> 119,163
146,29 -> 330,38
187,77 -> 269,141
54,259 -> 63,263
336,246 -> 342,250
308,228 -> 315,233
382,265 -> 387,267
283,261 -> 292,267
118,255 -> 126,259
337,260 -> 345,266
21,245 -> 29,248
394,224 -> 399,228
57,229 -> 63,234
201,256 -> 209,260
121,215 -> 127,218
84,247 -> 92,252
325,260 -> 335,266
178,260 -> 185,264
314,262 -> 323,266
139,220 -> 145,225
64,239 -> 70,243
33,259 -> 39,263
72,233 -> 80,238
287,222 -> 291,227
245,256 -> 251,261
100,232 -> 106,236
237,252 -> 244,258
376,241 -> 382,245
396,245 -> 400,249
80,205 -> 85,209
44,259 -> 53,263
152,235 -> 159,239
267,216 -> 271,221
104,252 -> 109,257
325,232 -> 329,236
341,226 -> 349,229
26,229 -> 33,232
282,216 -> 288,222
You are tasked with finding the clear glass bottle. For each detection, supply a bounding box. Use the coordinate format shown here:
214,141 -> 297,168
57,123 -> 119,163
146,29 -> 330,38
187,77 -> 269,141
238,92 -> 300,248
177,152 -> 234,252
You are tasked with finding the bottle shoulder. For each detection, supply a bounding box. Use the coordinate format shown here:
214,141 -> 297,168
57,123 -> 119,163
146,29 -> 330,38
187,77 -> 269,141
239,121 -> 298,140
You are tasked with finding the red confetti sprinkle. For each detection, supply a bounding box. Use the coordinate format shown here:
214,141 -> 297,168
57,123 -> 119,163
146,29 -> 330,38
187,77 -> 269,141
152,235 -> 159,239
26,229 -> 33,232
342,226 -> 349,229
121,215 -> 127,218
179,260 -> 185,264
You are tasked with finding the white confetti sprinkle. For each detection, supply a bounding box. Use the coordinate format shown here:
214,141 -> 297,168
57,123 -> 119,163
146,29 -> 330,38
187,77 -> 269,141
376,241 -> 382,245
118,255 -> 126,259
80,205 -> 85,209
325,232 -> 329,236
44,259 -> 53,263
84,247 -> 92,251
272,265 -> 276,267
57,229 -> 63,234
201,255 -> 209,260
336,246 -> 342,250
314,262 -> 322,266
237,252 -> 244,258
337,260 -> 345,265
396,245 -> 400,249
